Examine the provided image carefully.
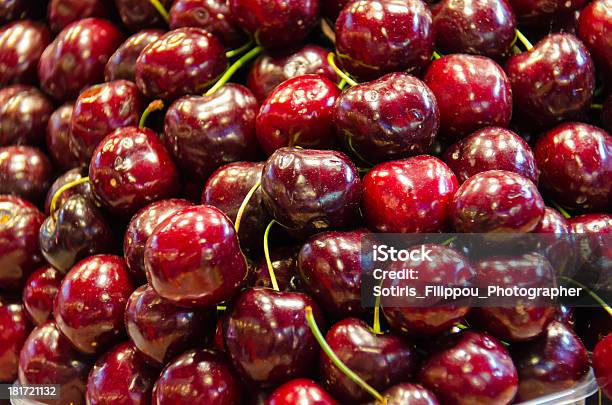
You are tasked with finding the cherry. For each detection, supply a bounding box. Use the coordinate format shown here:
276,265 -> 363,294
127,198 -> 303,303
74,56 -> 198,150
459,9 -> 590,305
46,103 -> 81,172
224,288 -> 324,386
0,85 -> 54,146
54,255 -> 134,355
424,54 -> 512,141
247,45 -> 337,102
18,321 -> 91,405
512,320 -> 589,401
47,0 -> 110,33
266,379 -> 339,405
419,331 -> 518,405
163,84 -> 259,182
86,342 -> 158,405
105,30 -> 164,82
374,383 -> 440,405
0,296 -> 31,382
145,205 -> 248,307
593,334 -> 612,400
70,80 -> 143,163
125,284 -> 214,367
0,195 -> 44,289
0,21 -> 51,85
38,18 -> 124,101
43,168 -> 92,215
114,0 -> 172,30
431,0 -> 516,59
261,147 -> 362,236
335,72 -> 440,164
229,0 -> 320,50
505,34 -> 595,129
89,127 -> 180,218
249,245 -> 302,291
124,199 -> 193,282
335,0 -> 434,80
0,145 -> 53,204
507,0 -> 587,26
534,122 -> 611,212
363,155 -> 458,233
577,0 -> 611,83
256,74 -> 340,155
570,213 -> 612,234
22,265 -> 62,326
135,28 -> 228,100
152,348 -> 242,405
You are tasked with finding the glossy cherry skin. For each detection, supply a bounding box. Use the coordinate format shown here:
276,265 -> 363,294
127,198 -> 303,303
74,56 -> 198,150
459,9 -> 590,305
46,103 -> 81,172
22,266 -> 62,326
261,147 -> 362,237
247,45 -> 337,102
266,379 -> 339,405
534,122 -> 611,211
512,321 -> 589,401
443,127 -> 538,184
505,34 -> 595,129
419,331 -> 518,405
335,0 -> 434,81
0,145 -> 53,204
124,199 -> 193,282
0,21 -> 51,85
363,155 -> 458,233
0,296 -> 31,382
424,54 -> 512,141
577,0 -> 612,82
86,342 -> 158,405
145,205 -> 248,307
105,30 -> 164,82
0,85 -> 54,146
47,0 -> 110,33
508,0 -> 587,26
229,0 -> 319,50
431,0 -> 515,59
256,74 -> 340,155
375,383 -> 440,405
451,170 -> 545,233
152,349 -> 242,405
70,80 -> 143,163
593,334 -> 612,400
249,245 -> 302,291
125,284 -> 215,367
0,196 -> 45,289
43,168 -> 92,215
135,28 -> 228,100
54,255 -> 134,355
89,127 -> 180,218
38,18 -> 124,101
224,288 -> 324,386
202,162 -> 269,257
163,84 -> 259,182
114,0 -> 172,30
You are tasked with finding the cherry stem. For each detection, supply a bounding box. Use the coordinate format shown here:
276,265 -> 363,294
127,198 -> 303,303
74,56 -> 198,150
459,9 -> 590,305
305,306 -> 387,404
263,219 -> 280,291
327,53 -> 358,87
591,104 -> 603,110
139,100 -> 164,129
551,201 -> 571,219
321,18 -> 336,44
441,236 -> 457,246
49,176 -> 90,215
234,180 -> 261,233
432,50 -> 442,60
515,29 -> 533,51
206,46 -> 263,96
225,37 -> 254,59
148,0 -> 170,23
338,78 -> 347,90
216,305 -> 227,311
560,276 -> 612,318
372,294 -> 383,334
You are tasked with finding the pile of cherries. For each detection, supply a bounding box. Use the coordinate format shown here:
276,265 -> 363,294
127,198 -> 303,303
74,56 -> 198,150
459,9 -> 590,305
0,0 -> 611,404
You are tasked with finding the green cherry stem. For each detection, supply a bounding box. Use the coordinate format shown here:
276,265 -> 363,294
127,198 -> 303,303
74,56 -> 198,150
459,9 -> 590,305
338,78 -> 347,90
372,294 -> 383,334
225,37 -> 255,59
216,305 -> 227,311
139,100 -> 164,129
432,50 -> 442,60
551,201 -> 571,219
515,29 -> 533,51
560,276 -> 612,317
148,0 -> 170,23
234,180 -> 261,233
263,219 -> 280,291
327,53 -> 358,87
206,46 -> 263,96
591,104 -> 603,110
49,176 -> 90,215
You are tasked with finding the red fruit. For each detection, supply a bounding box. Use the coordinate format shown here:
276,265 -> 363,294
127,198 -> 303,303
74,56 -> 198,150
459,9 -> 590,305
593,334 -> 612,400
22,266 -> 62,326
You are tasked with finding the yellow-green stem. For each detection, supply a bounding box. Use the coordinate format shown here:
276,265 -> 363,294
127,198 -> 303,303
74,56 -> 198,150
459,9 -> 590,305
591,104 -> 603,110
373,294 -> 383,334
226,38 -> 254,59
50,176 -> 90,215
432,51 -> 442,60
338,78 -> 347,89
327,53 -> 358,87
216,306 -> 227,311
560,276 -> 612,317
148,0 -> 169,23
551,201 -> 571,219
263,219 -> 280,291
234,180 -> 261,233
206,46 -> 263,96
516,30 -> 533,51
139,100 -> 164,129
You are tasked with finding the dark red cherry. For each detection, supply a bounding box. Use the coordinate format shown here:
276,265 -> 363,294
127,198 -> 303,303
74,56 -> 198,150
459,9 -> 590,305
0,296 -> 31,382
54,255 -> 134,355
249,245 -> 302,291
256,74 -> 340,155
577,0 -> 611,82
534,122 -> 611,211
86,342 -> 158,405
224,288 -> 324,386
374,383 -> 439,405
0,85 -> 54,146
229,0 -> 320,50
135,28 -> 228,100
125,284 -> 215,367
46,103 -> 81,172
163,84 -> 259,182
512,320 -> 589,401
0,21 -> 51,85
0,145 -> 53,204
38,18 -> 124,101
43,168 -> 92,215
451,170 -> 545,233
22,265 -> 62,326
105,30 -> 165,82
505,34 -> 595,129
152,349 -> 242,405
363,156 -> 458,233
335,0 -> 434,80
507,0 -> 587,26
593,334 -> 612,400
18,321 -> 91,405
570,213 -> 612,234
266,379 -> 339,405
534,207 -> 570,233
424,54 -> 512,141
145,205 -> 248,307
443,127 -> 538,184
247,45 -> 337,102
321,318 -> 417,403
431,0 -> 516,59
47,0 -> 110,33
70,80 -> 143,164
261,147 -> 362,237
114,0 -> 172,30
89,127 -> 180,218
124,199 -> 193,282
419,331 -> 518,405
